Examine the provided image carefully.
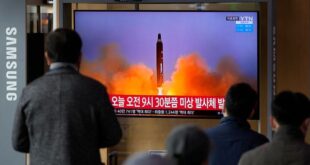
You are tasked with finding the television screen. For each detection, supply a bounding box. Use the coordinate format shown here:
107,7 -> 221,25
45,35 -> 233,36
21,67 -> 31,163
75,11 -> 258,118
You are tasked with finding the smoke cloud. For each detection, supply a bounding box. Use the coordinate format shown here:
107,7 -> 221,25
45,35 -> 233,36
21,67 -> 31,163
80,45 -> 255,96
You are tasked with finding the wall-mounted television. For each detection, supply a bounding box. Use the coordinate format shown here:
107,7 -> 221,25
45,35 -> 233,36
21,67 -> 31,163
75,11 -> 258,118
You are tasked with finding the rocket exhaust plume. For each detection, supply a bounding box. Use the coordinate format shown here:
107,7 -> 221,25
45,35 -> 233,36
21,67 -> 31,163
157,87 -> 163,95
156,33 -> 163,88
80,45 -> 256,96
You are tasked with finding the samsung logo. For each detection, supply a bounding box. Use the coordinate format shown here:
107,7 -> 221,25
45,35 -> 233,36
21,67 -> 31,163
5,27 -> 18,101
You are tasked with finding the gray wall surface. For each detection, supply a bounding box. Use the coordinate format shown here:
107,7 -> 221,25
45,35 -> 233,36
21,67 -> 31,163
0,0 -> 26,164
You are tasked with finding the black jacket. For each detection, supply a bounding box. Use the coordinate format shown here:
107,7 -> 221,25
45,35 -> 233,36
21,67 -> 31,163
205,117 -> 268,165
12,66 -> 122,165
239,126 -> 310,165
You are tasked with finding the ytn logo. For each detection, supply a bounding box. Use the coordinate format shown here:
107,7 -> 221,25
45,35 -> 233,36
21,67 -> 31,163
226,16 -> 254,22
239,16 -> 254,21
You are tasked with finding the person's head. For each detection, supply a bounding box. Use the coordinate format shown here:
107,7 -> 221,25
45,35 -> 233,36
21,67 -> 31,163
45,28 -> 82,65
123,152 -> 172,165
166,125 -> 210,165
224,83 -> 257,119
271,91 -> 310,133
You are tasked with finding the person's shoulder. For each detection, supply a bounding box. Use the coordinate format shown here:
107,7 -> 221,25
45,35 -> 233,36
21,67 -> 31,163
78,74 -> 108,92
204,124 -> 226,138
247,129 -> 269,143
205,125 -> 220,134
239,142 -> 270,164
299,142 -> 310,155
40,71 -> 107,93
304,144 -> 310,160
251,130 -> 269,141
22,74 -> 49,91
247,142 -> 270,154
78,74 -> 103,85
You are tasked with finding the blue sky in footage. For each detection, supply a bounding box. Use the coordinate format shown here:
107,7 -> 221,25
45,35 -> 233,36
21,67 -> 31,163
75,11 -> 258,80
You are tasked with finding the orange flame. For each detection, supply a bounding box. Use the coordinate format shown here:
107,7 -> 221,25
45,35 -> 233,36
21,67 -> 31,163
80,45 -> 251,96
162,54 -> 241,96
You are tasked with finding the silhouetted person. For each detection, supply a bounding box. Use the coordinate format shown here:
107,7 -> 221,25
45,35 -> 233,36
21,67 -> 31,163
12,28 -> 122,165
166,125 -> 211,165
239,91 -> 310,165
205,83 -> 268,165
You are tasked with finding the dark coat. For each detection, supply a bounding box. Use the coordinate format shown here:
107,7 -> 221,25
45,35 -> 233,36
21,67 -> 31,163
239,126 -> 310,165
205,117 -> 269,165
12,66 -> 122,165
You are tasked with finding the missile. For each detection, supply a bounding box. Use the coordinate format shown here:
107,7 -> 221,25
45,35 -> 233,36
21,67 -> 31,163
156,33 -> 163,87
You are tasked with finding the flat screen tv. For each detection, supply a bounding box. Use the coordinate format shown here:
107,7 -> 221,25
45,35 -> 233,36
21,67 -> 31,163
74,11 -> 258,118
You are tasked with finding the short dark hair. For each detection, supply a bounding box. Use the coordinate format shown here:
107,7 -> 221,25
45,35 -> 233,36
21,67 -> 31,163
225,83 -> 257,119
166,125 -> 210,165
45,28 -> 82,63
272,91 -> 310,127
